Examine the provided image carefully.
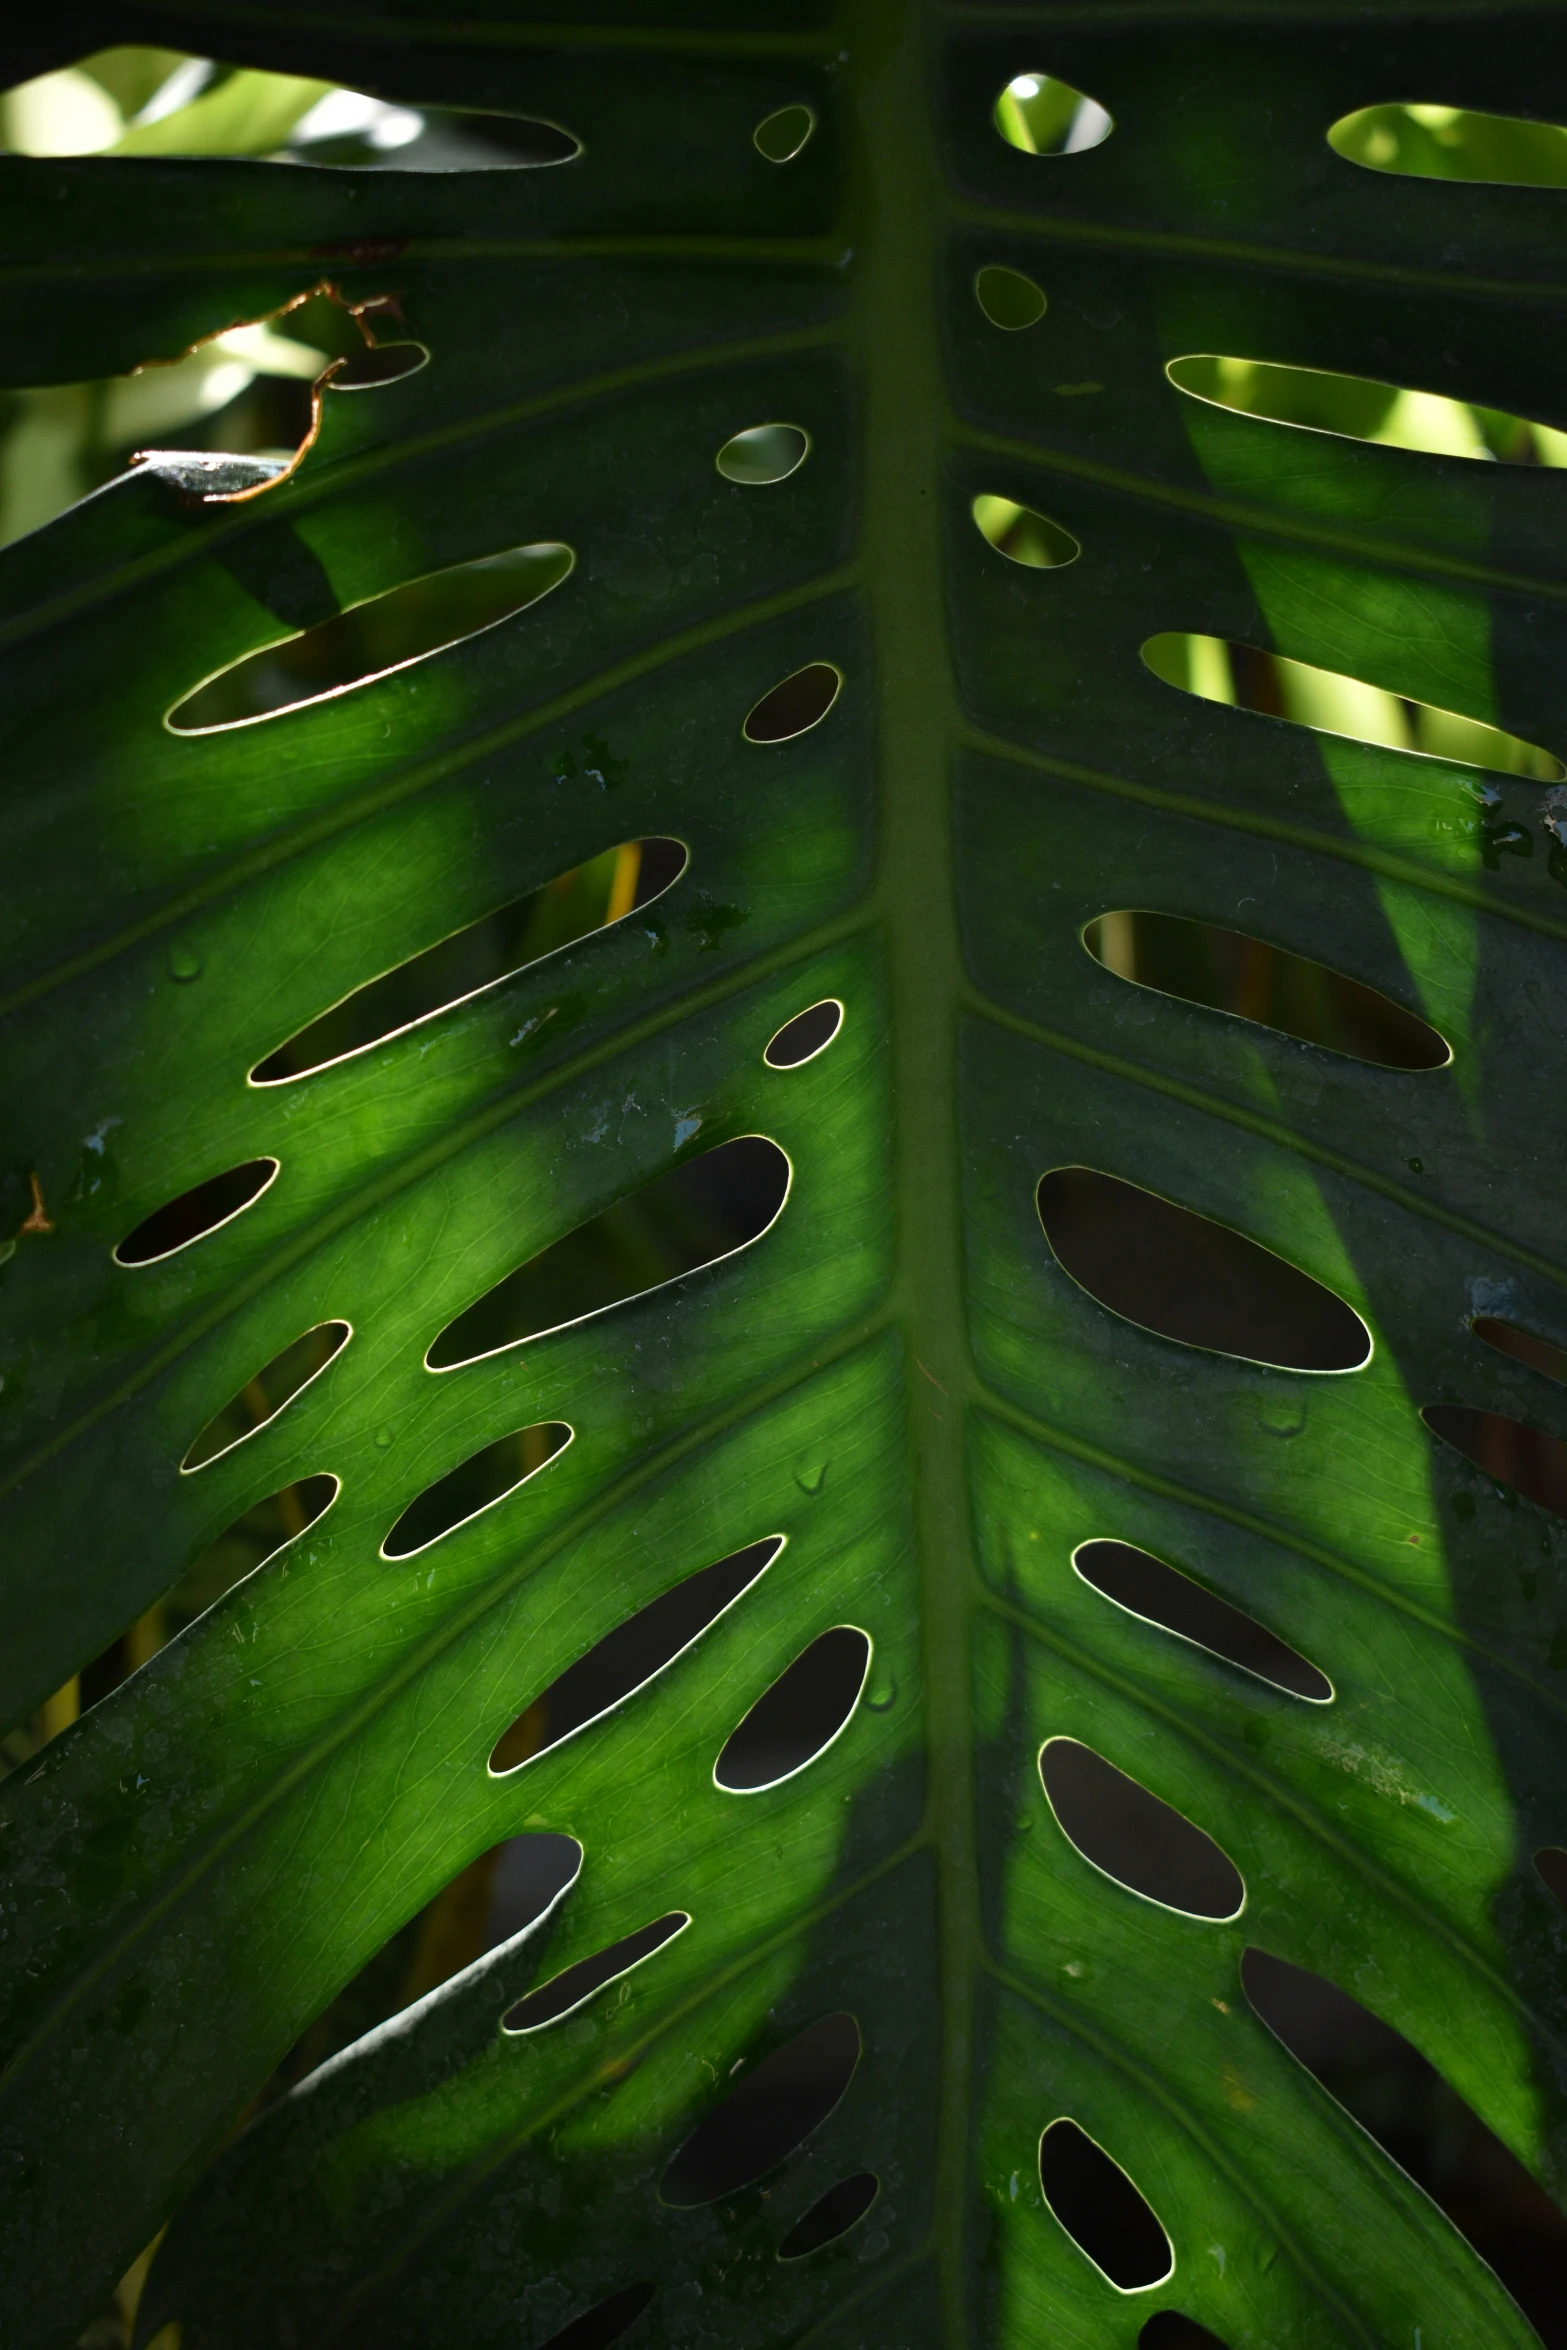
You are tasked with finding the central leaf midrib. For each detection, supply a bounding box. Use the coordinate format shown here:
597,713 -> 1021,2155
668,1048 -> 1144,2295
855,4 -> 979,2342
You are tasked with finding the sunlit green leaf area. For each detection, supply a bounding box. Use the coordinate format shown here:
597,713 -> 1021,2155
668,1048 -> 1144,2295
2,11 -> 1566,2350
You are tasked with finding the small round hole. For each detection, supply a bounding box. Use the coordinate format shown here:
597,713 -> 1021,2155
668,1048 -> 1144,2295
974,264 -> 1047,331
744,662 -> 842,744
994,73 -> 1114,156
972,495 -> 1080,569
765,999 -> 844,1068
754,103 -> 815,162
716,422 -> 810,484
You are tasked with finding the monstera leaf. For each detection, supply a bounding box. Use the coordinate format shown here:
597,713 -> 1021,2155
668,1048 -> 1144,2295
3,5 -> 1566,2346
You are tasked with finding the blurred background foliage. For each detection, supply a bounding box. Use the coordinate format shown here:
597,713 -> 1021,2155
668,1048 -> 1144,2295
5,43 -> 1567,2350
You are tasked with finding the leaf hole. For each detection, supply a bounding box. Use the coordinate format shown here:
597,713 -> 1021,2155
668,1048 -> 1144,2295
1535,1848 -> 1567,1913
0,51 -> 581,170
1140,2315 -> 1229,2348
1072,1540 -> 1332,1701
489,1536 -> 782,1775
251,838 -> 686,1083
1143,631 -> 1563,781
168,541 -> 574,732
716,423 -> 810,483
1038,2118 -> 1173,2290
1328,101 -> 1567,186
994,73 -> 1113,156
1168,353 -> 1567,469
744,662 -> 842,744
1084,910 -> 1449,1069
660,2012 -> 861,2207
114,1157 -> 278,1267
536,2285 -> 655,2350
181,1320 -> 350,1469
1471,1316 -> 1567,1387
502,1911 -> 688,2035
1038,1167 -> 1372,1372
778,2170 -> 880,2258
715,1626 -> 871,1793
974,264 -> 1047,331
753,103 -> 815,163
1422,1405 -> 1567,1519
765,998 -> 843,1068
1039,1737 -> 1245,1920
972,494 -> 1080,569
428,1136 -> 790,1368
1242,1947 -> 1567,2329
381,1423 -> 571,1559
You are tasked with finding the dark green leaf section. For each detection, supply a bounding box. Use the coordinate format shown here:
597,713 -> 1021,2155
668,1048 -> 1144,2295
1,5 -> 1565,2349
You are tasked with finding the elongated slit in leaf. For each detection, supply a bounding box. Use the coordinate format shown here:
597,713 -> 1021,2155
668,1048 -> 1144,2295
181,1321 -> 350,1470
1039,1737 -> 1245,1919
1167,352 -> 1567,467
1038,1167 -> 1372,1371
502,1911 -> 687,2034
972,495 -> 1079,569
765,997 -> 844,1068
1328,100 -> 1567,186
1083,910 -> 1449,1069
777,2171 -> 879,2258
1072,1539 -> 1332,1700
660,2013 -> 861,2207
1423,1404 -> 1567,1518
1143,630 -> 1564,780
1038,2118 -> 1174,2289
167,540 -> 574,732
428,1136 -> 791,1368
114,1157 -> 278,1266
743,662 -> 841,742
251,838 -> 687,1083
489,1536 -> 782,1774
1471,1316 -> 1567,1386
1242,1946 -> 1567,2323
716,423 -> 809,483
382,1422 -> 571,1558
714,1625 -> 871,1792
536,2283 -> 655,2350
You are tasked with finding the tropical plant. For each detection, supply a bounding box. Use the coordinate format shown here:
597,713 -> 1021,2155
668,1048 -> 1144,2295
2,7 -> 1566,2348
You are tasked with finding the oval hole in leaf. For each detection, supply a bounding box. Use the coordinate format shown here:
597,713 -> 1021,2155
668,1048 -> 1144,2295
490,1537 -> 782,1774
536,2284 -> 655,2350
1073,1540 -> 1332,1701
744,662 -> 842,743
1142,630 -> 1564,781
1084,909 -> 1449,1069
1536,1848 -> 1567,1914
715,1626 -> 871,1793
1328,100 -> 1567,187
168,541 -> 574,733
972,495 -> 1080,569
328,341 -> 429,391
114,1157 -> 278,1267
1038,2119 -> 1173,2290
1038,1167 -> 1371,1372
994,73 -> 1113,156
1422,1405 -> 1567,1518
716,423 -> 810,484
754,103 -> 814,162
502,1911 -> 688,2034
428,1136 -> 790,1368
1471,1316 -> 1567,1386
1039,1738 -> 1245,1919
1242,1947 -> 1567,2327
1167,352 -> 1567,469
181,1320 -> 350,1470
974,263 -> 1047,330
778,2171 -> 879,2259
382,1422 -> 571,1559
1140,2314 -> 1230,2348
660,2012 -> 861,2207
765,998 -> 843,1068
252,838 -> 687,1083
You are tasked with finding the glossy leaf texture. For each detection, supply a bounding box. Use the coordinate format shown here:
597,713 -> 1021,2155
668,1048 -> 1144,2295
1,5 -> 1565,2348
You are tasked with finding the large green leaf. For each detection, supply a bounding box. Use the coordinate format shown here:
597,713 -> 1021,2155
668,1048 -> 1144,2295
2,4 -> 1566,2345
